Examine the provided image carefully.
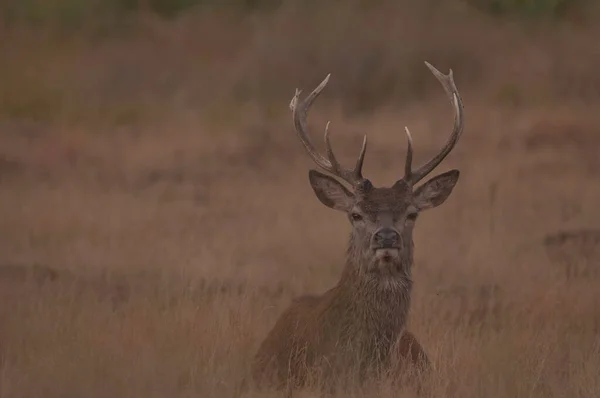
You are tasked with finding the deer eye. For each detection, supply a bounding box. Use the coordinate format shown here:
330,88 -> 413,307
351,212 -> 363,222
406,213 -> 418,222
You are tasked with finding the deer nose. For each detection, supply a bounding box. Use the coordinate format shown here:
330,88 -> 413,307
373,228 -> 400,248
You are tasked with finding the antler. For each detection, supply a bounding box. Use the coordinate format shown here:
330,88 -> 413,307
289,74 -> 368,189
404,61 -> 464,185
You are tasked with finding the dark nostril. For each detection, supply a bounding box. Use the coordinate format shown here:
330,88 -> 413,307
376,228 -> 399,240
374,228 -> 400,247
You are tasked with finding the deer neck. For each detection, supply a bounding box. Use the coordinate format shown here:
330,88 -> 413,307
335,243 -> 414,336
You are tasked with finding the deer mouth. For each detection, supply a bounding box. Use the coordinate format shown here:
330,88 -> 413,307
373,247 -> 400,261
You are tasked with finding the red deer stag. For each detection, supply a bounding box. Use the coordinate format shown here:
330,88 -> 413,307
252,61 -> 464,391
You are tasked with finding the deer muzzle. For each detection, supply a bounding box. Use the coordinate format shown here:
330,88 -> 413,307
372,227 -> 401,251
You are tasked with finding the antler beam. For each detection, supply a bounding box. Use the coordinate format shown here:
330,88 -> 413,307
290,75 -> 368,188
405,61 -> 464,185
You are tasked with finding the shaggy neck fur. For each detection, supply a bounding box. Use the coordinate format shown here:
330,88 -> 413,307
342,232 -> 414,293
330,234 -> 415,369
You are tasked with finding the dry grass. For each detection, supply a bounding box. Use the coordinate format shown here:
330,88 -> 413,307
1,1 -> 600,397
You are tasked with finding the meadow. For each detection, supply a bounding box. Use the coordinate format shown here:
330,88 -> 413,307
1,1 -> 600,397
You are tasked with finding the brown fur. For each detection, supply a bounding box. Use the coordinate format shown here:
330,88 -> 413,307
251,182 -> 450,391
252,270 -> 430,389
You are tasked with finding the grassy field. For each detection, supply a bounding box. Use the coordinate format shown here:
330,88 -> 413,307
1,1 -> 600,397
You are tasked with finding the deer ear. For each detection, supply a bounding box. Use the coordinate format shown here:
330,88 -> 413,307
308,170 -> 355,212
413,169 -> 459,211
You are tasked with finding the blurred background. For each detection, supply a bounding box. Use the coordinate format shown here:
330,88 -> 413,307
1,1 -> 600,397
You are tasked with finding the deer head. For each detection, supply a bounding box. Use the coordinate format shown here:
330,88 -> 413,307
289,62 -> 464,286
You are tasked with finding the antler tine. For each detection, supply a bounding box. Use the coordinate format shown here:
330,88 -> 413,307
354,134 -> 367,180
403,126 -> 413,183
410,61 -> 464,185
290,74 -> 367,187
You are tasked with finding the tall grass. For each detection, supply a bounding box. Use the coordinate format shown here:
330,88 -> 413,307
1,1 -> 600,398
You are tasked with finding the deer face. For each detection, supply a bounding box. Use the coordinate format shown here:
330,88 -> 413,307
289,61 -> 464,281
309,169 -> 459,276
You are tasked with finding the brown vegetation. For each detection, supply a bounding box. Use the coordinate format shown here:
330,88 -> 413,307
1,1 -> 600,397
